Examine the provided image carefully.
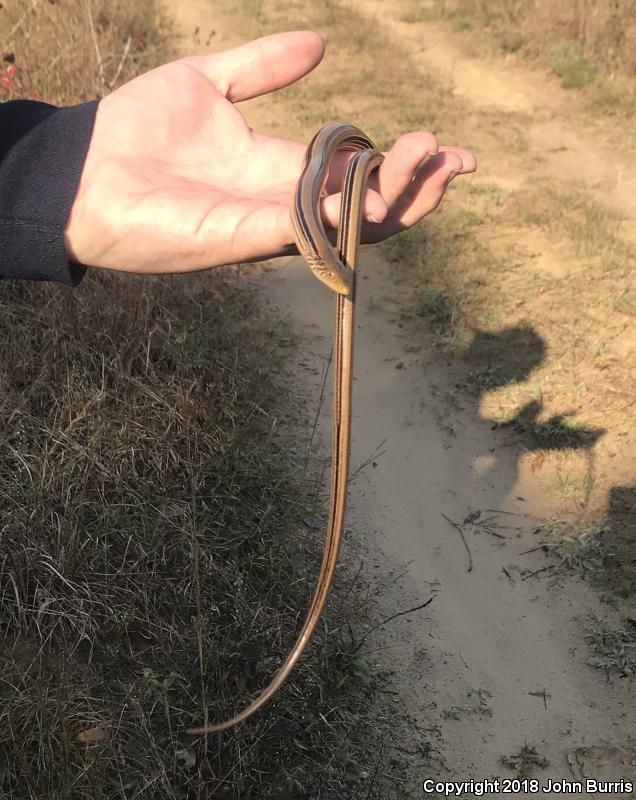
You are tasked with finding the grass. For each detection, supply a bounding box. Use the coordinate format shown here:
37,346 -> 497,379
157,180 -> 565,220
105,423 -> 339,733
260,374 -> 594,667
407,0 -> 636,122
1,0 -> 167,102
585,620 -> 636,677
380,210 -> 506,351
550,508 -> 636,603
0,267 -> 385,798
0,2 -> 411,798
514,186 -> 636,277
550,40 -> 598,90
501,744 -> 549,779
529,416 -> 598,450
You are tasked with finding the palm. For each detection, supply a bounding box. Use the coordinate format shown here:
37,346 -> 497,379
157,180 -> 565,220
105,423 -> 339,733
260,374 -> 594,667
66,32 -> 476,274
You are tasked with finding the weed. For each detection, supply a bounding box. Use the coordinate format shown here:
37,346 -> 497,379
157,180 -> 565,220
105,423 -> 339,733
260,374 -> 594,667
550,510 -> 636,603
553,525 -> 613,586
555,473 -> 582,501
478,310 -> 501,326
455,367 -> 514,396
456,208 -> 484,228
550,40 -> 598,90
499,31 -> 524,54
416,288 -> 454,325
443,687 -> 492,720
382,223 -> 428,269
324,642 -> 372,698
452,16 -> 473,33
465,182 -> 504,205
585,621 -> 636,677
501,744 -> 549,778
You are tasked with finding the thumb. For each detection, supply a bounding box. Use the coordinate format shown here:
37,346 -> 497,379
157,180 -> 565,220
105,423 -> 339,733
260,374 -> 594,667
182,31 -> 325,103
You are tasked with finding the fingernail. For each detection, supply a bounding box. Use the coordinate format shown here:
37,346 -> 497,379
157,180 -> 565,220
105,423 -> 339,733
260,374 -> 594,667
367,214 -> 382,223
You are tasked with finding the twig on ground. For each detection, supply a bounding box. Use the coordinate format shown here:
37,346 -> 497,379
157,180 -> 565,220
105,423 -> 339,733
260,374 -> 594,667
480,527 -> 507,540
442,513 -> 473,572
352,596 -> 436,654
528,689 -> 551,709
349,438 -> 387,483
518,544 -> 548,556
521,564 -> 557,581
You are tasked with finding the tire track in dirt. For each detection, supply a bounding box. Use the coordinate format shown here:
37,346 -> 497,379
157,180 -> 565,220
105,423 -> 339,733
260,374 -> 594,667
165,1 -> 635,795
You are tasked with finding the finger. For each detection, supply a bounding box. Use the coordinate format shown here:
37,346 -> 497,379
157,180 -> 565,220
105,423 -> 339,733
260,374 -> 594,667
373,131 -> 439,208
321,186 -> 389,227
359,150 -> 464,243
439,144 -> 477,173
322,131 -> 438,199
325,139 -> 474,203
393,149 -> 464,227
182,31 -> 325,102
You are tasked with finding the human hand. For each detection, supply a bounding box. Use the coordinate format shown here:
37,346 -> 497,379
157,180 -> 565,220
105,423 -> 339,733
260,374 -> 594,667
65,31 -> 476,274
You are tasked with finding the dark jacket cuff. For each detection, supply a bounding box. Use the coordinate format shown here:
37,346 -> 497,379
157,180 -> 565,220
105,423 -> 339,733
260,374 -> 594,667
0,99 -> 99,285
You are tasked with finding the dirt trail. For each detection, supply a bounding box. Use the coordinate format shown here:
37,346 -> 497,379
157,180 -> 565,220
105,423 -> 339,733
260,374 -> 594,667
166,1 -> 635,795
369,0 -> 636,245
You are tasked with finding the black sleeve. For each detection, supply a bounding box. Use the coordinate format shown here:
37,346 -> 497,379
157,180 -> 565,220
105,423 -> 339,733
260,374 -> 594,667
0,99 -> 99,285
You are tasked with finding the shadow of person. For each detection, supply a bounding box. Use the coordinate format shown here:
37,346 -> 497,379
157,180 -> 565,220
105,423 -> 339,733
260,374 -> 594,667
456,325 -> 605,501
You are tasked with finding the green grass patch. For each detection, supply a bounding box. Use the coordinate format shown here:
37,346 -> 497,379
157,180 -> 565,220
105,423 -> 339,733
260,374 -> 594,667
550,40 -> 599,90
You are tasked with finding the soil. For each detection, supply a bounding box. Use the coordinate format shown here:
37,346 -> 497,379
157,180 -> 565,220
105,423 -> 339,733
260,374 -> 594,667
165,1 -> 635,796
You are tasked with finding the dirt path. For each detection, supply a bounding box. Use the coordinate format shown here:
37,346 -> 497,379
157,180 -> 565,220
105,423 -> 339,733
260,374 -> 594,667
370,0 -> 636,245
166,1 -> 635,795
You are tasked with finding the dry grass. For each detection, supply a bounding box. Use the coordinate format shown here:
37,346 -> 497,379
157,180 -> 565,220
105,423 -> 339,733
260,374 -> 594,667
0,270 -> 387,799
416,0 -> 636,120
501,743 -> 549,779
1,0 -> 167,102
550,484 -> 636,602
585,618 -> 636,677
0,2 -> 411,798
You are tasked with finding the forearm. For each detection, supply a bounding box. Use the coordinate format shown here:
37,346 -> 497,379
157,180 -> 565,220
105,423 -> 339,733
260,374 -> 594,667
0,99 -> 98,285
